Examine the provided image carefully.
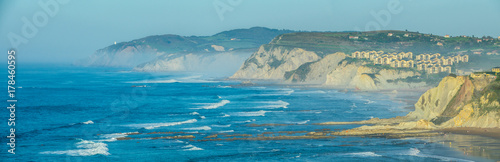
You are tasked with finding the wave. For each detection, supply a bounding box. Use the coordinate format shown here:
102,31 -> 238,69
127,75 -> 217,84
182,144 -> 204,151
296,120 -> 310,124
218,130 -> 234,133
98,132 -> 138,142
221,113 -> 230,118
124,119 -> 198,129
364,99 -> 376,104
217,85 -> 232,88
82,120 -> 94,124
190,112 -> 200,115
40,139 -> 110,156
127,79 -> 179,84
249,86 -> 267,89
256,100 -> 289,109
180,75 -> 203,80
182,126 -> 211,131
232,110 -> 283,117
211,124 -> 231,128
257,88 -> 294,96
400,148 -> 473,162
294,90 -> 326,94
345,152 -> 381,157
234,119 -> 256,123
193,100 -> 230,109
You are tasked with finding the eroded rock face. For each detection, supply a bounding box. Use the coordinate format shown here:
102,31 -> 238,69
76,45 -> 159,67
230,45 -> 320,80
409,76 -> 468,120
134,51 -> 253,77
408,76 -> 500,128
232,45 -> 426,90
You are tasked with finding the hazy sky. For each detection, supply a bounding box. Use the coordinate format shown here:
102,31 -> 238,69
1,0 -> 499,63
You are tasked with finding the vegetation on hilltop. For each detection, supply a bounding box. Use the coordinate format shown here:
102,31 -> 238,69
100,27 -> 295,54
269,31 -> 500,56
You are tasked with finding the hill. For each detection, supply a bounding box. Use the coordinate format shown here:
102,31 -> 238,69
232,30 -> 500,90
75,27 -> 295,67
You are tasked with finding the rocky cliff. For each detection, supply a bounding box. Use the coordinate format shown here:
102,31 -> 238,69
133,51 -> 253,77
75,27 -> 294,68
230,45 -> 321,80
408,75 -> 500,128
231,44 -> 425,90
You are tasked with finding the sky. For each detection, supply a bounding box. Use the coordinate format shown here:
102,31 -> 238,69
1,0 -> 499,63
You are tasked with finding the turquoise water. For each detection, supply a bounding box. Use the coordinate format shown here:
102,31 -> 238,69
0,65 -> 491,161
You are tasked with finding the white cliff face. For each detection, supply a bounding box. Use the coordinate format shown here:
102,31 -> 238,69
232,45 -> 426,90
230,46 -> 320,80
325,63 -> 374,88
317,58 -> 425,90
75,45 -> 159,67
134,51 -> 252,77
295,53 -> 346,84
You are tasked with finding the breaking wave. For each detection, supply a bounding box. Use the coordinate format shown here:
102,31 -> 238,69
124,119 -> 198,129
193,100 -> 230,109
345,152 -> 381,157
82,120 -> 94,124
232,110 -> 282,117
40,139 -> 110,156
256,100 -> 289,109
182,126 -> 212,131
182,144 -> 204,151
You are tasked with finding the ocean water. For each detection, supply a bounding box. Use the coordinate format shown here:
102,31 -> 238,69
0,65 -> 492,161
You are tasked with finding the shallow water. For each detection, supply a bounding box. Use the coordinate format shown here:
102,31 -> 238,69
0,65 -> 495,161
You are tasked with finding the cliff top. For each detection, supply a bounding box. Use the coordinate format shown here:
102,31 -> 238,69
267,31 -> 500,56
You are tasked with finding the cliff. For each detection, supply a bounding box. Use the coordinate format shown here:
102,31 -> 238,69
133,51 -> 253,77
231,45 -> 425,90
75,27 -> 294,67
231,31 -> 500,90
408,75 -> 500,128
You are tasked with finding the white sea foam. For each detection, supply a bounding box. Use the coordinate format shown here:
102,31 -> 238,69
218,130 -> 234,133
221,113 -> 230,117
40,140 -> 110,156
401,148 -> 473,162
233,110 -> 284,117
180,75 -> 203,80
127,79 -> 179,84
217,85 -> 232,88
200,116 -> 206,119
364,99 -> 376,104
345,152 -> 381,157
182,144 -> 204,151
296,120 -> 310,124
233,110 -> 267,117
294,90 -> 326,94
98,132 -> 138,142
182,126 -> 212,131
211,124 -> 231,128
193,100 -> 230,109
190,112 -> 200,115
258,89 -> 294,96
234,119 -> 256,123
82,120 -> 94,124
125,119 -> 198,129
256,100 -> 289,109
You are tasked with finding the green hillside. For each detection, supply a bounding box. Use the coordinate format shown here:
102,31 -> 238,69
268,30 -> 500,56
100,27 -> 295,54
